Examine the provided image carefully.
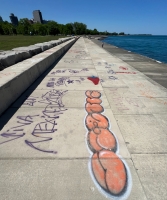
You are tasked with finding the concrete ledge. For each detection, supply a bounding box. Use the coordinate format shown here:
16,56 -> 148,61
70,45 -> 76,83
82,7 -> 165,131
0,37 -> 77,116
0,37 -> 74,70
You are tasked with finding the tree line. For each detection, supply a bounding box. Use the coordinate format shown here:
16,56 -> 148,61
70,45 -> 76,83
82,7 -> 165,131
0,18 -> 125,36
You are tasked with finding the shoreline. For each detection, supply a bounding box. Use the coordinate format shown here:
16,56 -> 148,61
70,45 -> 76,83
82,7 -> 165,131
91,38 -> 167,89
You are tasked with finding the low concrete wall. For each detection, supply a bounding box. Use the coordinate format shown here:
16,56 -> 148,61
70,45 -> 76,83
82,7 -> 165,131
0,37 -> 77,116
0,37 -> 74,70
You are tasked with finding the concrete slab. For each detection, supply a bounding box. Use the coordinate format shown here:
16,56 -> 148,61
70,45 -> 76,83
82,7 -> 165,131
63,53 -> 92,60
94,61 -> 138,71
48,68 -> 97,77
12,90 -> 110,109
58,58 -> 93,65
125,62 -> 167,89
109,53 -> 150,62
126,79 -> 167,98
104,88 -> 167,114
132,154 -> 167,200
115,114 -> 167,153
99,74 -> 127,88
92,58 -> 124,65
0,158 -> 146,200
28,76 -> 103,91
126,62 -> 167,73
54,63 -> 95,69
0,107 -> 129,159
96,70 -> 146,83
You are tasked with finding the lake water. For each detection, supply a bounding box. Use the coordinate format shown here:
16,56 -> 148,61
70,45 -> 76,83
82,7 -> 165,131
103,35 -> 167,64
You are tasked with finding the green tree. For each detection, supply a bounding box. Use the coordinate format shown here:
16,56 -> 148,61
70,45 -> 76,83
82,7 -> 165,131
64,23 -> 73,35
32,23 -> 47,35
0,23 -> 4,34
111,32 -> 118,36
17,18 -> 31,35
92,28 -> 99,35
73,22 -> 87,35
119,32 -> 125,35
47,21 -> 59,35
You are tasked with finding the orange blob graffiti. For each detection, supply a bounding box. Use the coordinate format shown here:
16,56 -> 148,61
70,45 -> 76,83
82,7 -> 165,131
85,90 -> 131,198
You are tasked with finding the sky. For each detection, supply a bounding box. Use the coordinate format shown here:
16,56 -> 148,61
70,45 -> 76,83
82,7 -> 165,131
0,0 -> 167,35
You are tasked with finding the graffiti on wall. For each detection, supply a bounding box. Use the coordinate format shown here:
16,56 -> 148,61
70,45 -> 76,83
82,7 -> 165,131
84,91 -> 132,199
0,90 -> 68,154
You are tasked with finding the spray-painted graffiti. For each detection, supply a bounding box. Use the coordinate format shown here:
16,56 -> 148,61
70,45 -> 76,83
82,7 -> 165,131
46,77 -> 85,88
0,90 -> 68,154
135,82 -> 167,105
87,76 -> 100,85
106,66 -> 136,75
84,91 -> 132,199
23,96 -> 39,106
67,49 -> 90,59
0,72 -> 17,78
119,66 -> 128,70
97,62 -> 116,67
116,71 -> 136,74
109,88 -> 142,111
50,68 -> 89,75
109,76 -> 118,80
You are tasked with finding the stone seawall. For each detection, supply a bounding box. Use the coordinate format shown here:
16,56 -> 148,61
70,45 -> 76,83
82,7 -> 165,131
0,37 -> 75,70
0,37 -> 77,115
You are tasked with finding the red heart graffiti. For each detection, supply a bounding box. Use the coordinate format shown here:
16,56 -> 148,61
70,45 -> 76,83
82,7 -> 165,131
87,77 -> 100,85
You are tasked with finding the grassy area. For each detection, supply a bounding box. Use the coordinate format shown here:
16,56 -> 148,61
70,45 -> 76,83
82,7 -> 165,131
0,35 -> 65,51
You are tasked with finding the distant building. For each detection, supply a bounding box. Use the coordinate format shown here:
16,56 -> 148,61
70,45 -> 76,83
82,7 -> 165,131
28,19 -> 34,24
43,20 -> 49,24
9,13 -> 18,26
0,16 -> 3,22
33,10 -> 43,23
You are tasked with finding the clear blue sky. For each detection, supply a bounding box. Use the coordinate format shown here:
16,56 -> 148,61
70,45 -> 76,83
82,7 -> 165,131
0,0 -> 167,35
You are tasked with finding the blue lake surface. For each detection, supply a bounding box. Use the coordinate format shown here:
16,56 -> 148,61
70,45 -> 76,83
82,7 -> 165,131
103,35 -> 167,64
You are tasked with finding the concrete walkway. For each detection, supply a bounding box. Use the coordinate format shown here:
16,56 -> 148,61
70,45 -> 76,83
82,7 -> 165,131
0,37 -> 167,200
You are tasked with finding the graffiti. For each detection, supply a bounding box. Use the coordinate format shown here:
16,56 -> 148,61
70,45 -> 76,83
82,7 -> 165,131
135,82 -> 167,105
23,96 -> 38,106
105,66 -> 136,75
109,76 -> 118,80
81,68 -> 89,71
46,77 -> 85,88
0,72 -> 16,78
0,115 -> 39,145
0,90 -> 68,154
116,72 -> 136,74
119,66 -> 128,70
110,88 -> 130,111
68,50 -> 88,54
47,82 -> 55,87
51,70 -> 66,74
87,76 -> 100,85
64,59 -> 75,63
25,118 -> 58,154
50,68 -> 89,75
80,77 -> 85,81
66,49 -> 90,59
84,91 -> 132,199
107,69 -> 115,74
